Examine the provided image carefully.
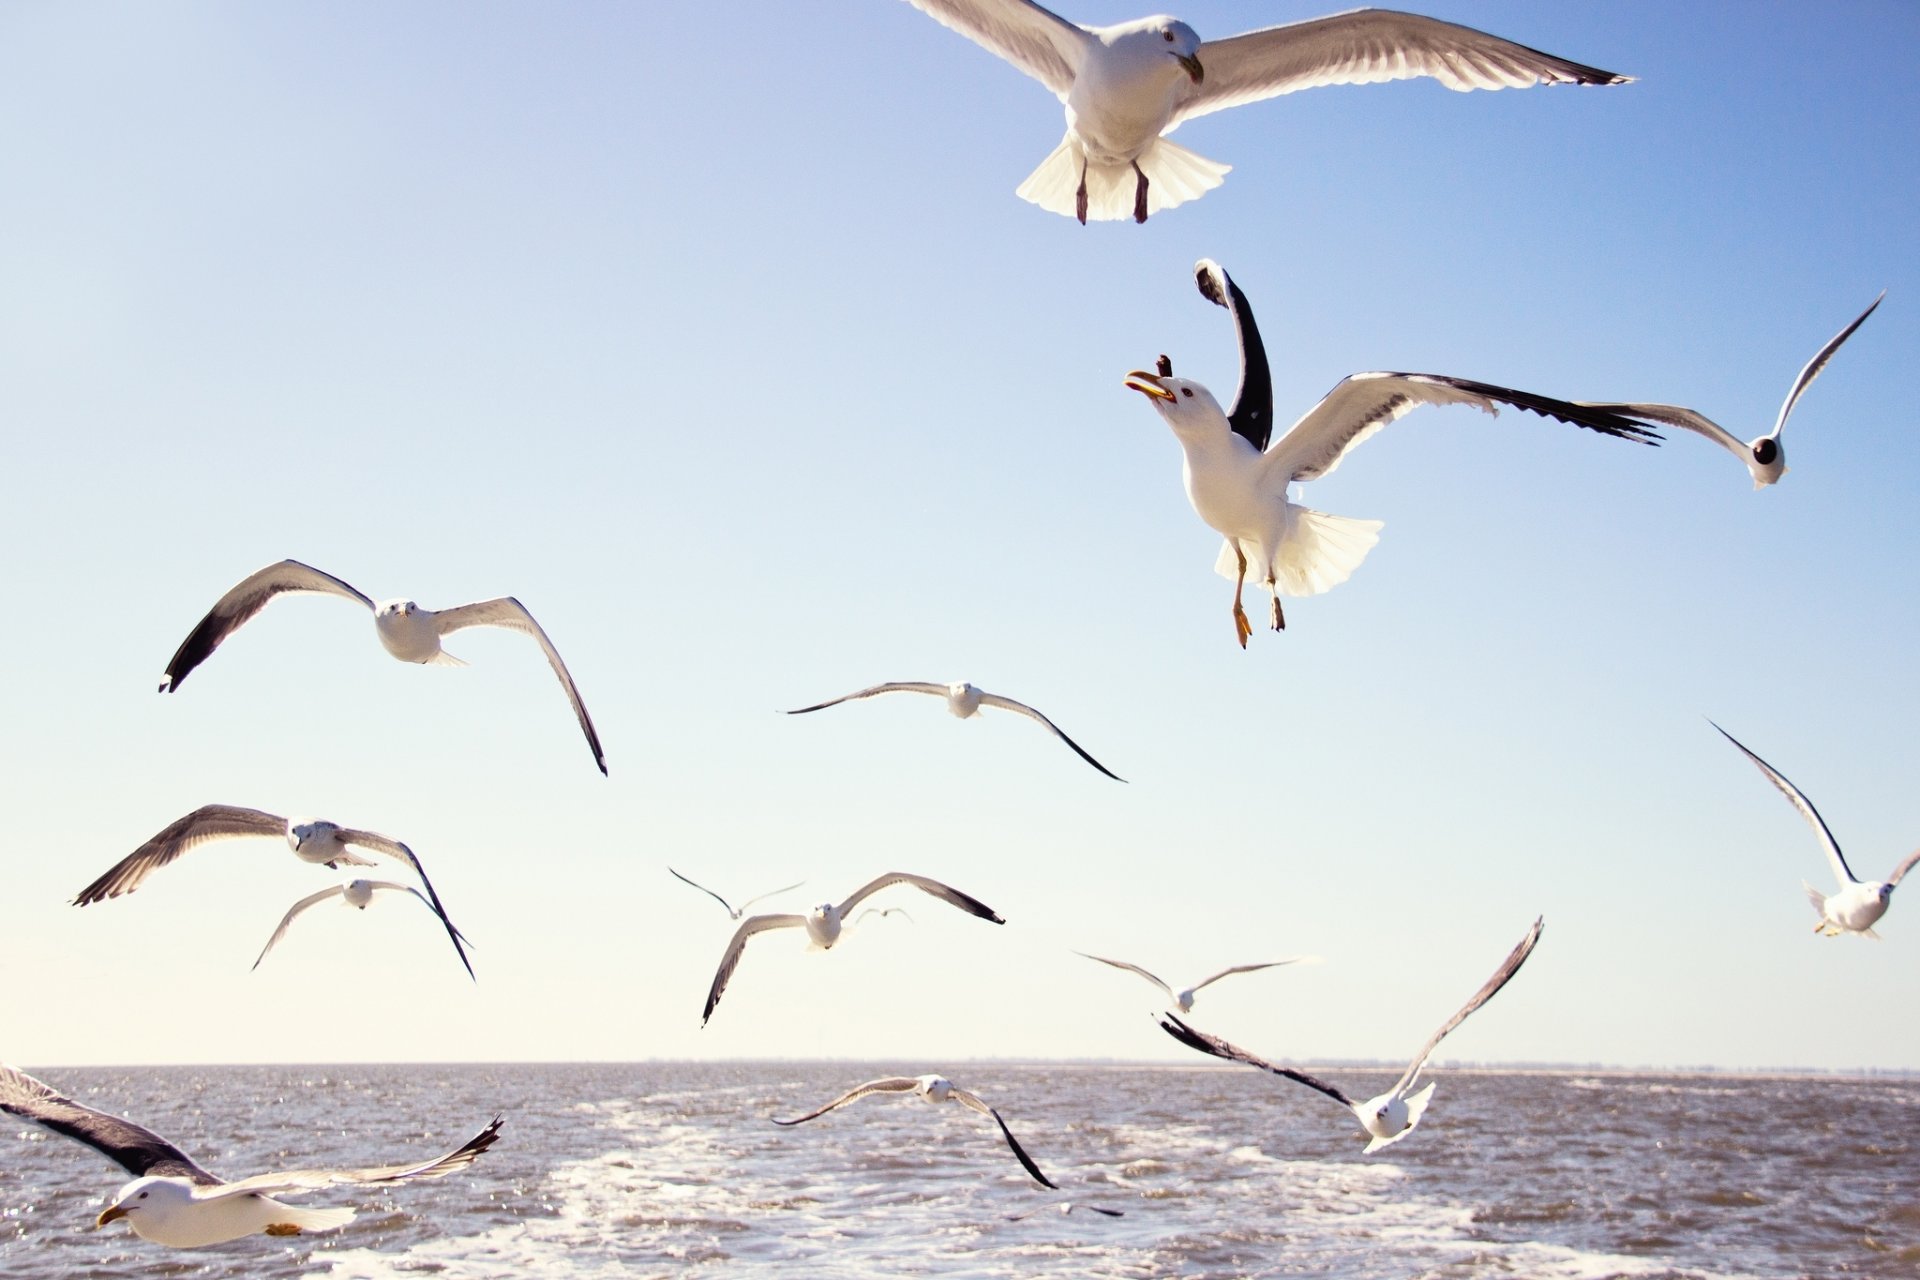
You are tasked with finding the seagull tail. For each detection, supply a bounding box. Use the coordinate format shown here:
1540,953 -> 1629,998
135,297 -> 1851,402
261,1199 -> 357,1235
1802,881 -> 1828,921
1014,135 -> 1228,222
425,650 -> 469,668
1214,508 -> 1383,599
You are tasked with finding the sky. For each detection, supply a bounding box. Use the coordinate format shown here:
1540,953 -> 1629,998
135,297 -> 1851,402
1,1 -> 1916,1072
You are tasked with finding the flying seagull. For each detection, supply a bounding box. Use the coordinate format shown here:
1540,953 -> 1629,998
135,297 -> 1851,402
1076,951 -> 1317,1012
0,1063 -> 501,1249
1576,292 -> 1883,489
158,559 -> 606,775
1159,916 -> 1543,1153
1712,720 -> 1920,938
72,805 -> 469,973
773,1073 -> 1056,1189
902,2 -> 1628,222
1007,1202 -> 1125,1221
1125,260 -> 1661,645
668,867 -> 806,921
786,681 -> 1123,781
253,879 -> 475,979
702,871 -> 1003,1025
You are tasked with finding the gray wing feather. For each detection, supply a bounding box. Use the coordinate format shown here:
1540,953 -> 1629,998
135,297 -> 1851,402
903,0 -> 1090,98
837,871 -> 1005,923
1712,721 -> 1857,887
702,914 -> 807,1025
0,1064 -> 217,1184
72,804 -> 287,905
771,1077 -> 923,1125
976,693 -> 1125,781
785,682 -> 949,714
433,597 -> 607,775
1886,847 -> 1920,889
1392,916 -> 1544,1098
338,830 -> 473,978
1157,1013 -> 1356,1110
252,885 -> 348,970
950,1089 -> 1057,1189
160,559 -> 372,692
1076,952 -> 1173,1002
1771,291 -> 1883,439
208,1116 -> 503,1199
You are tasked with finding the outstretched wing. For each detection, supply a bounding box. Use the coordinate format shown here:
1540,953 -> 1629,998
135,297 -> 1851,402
1188,958 -> 1311,994
1770,290 -> 1884,440
771,1076 -> 923,1125
1157,1013 -> 1356,1110
338,829 -> 472,978
976,693 -> 1124,781
1391,916 -> 1544,1098
207,1116 -> 503,1200
1075,952 -> 1174,1002
950,1089 -> 1058,1189
0,1063 -> 217,1184
433,597 -> 606,776
702,914 -> 807,1025
160,559 -> 371,692
1264,371 -> 1660,486
739,880 -> 807,913
1175,9 -> 1627,125
1711,721 -> 1857,887
1194,259 -> 1274,453
1886,848 -> 1920,889
903,0 -> 1091,99
73,804 -> 287,905
837,871 -> 1004,924
252,885 -> 348,970
668,867 -> 737,916
785,682 -> 950,714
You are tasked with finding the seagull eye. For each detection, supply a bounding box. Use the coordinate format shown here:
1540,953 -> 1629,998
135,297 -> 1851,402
1163,29 -> 1173,41
1181,387 -> 1193,398
138,1191 -> 148,1199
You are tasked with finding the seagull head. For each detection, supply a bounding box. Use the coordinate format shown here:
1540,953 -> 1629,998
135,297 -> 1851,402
1124,17 -> 1203,82
97,1176 -> 184,1234
1125,370 -> 1228,436
376,599 -> 421,619
1745,435 -> 1787,489
345,879 -> 377,908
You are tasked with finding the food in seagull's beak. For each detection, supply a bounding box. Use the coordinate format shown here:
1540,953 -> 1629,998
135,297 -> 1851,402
1176,53 -> 1203,84
1124,371 -> 1175,401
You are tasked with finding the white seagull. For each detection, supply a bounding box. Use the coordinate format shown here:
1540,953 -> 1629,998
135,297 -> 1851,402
773,1073 -> 1056,1188
253,878 -> 475,979
158,559 -> 606,775
786,681 -> 1123,781
1578,292 -> 1884,489
72,805 -> 470,975
1125,260 -> 1661,644
902,2 -> 1628,222
667,867 -> 806,921
1077,951 -> 1317,1012
1159,916 -> 1543,1153
1712,720 -> 1920,938
0,1063 -> 501,1249
702,871 -> 1004,1025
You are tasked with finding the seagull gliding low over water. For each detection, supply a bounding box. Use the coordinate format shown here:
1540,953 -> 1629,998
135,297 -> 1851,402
773,1073 -> 1057,1189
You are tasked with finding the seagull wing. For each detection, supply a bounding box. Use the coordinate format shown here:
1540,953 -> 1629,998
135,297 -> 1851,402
1886,848 -> 1920,888
1390,916 -> 1544,1099
1188,959 -> 1305,994
770,1077 -> 924,1125
205,1116 -> 503,1200
738,880 -> 807,913
702,913 -> 807,1025
433,597 -> 606,776
160,559 -> 372,692
785,682 -> 950,714
1076,952 -> 1175,1003
0,1064 -> 217,1184
1262,371 -> 1661,487
1157,1013 -> 1356,1110
334,829 -> 472,978
1195,259 -> 1274,453
1174,9 -> 1628,125
72,804 -> 288,905
251,884 -> 348,970
903,0 -> 1092,99
1711,721 -> 1858,887
1569,401 -> 1747,460
1769,291 -> 1884,441
976,693 -> 1124,781
668,867 -> 738,916
949,1088 -> 1058,1189
837,871 -> 1005,923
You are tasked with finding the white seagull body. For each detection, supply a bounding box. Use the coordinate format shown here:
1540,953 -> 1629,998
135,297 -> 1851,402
1712,721 -> 1920,938
904,1 -> 1628,222
1126,260 -> 1661,644
787,680 -> 1123,780
701,871 -> 1004,1024
1076,951 -> 1317,1012
1160,917 -> 1543,1153
773,1073 -> 1056,1188
667,867 -> 806,920
159,559 -> 606,775
0,1063 -> 500,1249
1579,292 -> 1884,489
253,878 -> 475,979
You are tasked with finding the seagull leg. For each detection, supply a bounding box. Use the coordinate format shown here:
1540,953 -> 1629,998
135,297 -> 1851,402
1232,544 -> 1253,649
1268,577 -> 1286,632
1076,158 -> 1089,225
1131,161 -> 1149,224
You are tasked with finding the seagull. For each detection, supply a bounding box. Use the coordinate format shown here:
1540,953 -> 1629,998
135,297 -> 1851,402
1007,1201 -> 1125,1220
902,2 -> 1628,222
0,1063 -> 501,1249
253,879 -> 475,979
1712,720 -> 1920,938
702,871 -> 1004,1025
1125,259 -> 1662,644
786,681 -> 1123,781
158,559 -> 606,775
773,1074 -> 1056,1189
1577,292 -> 1884,489
71,805 -> 469,972
1159,916 -> 1543,1153
668,867 -> 806,921
1076,951 -> 1317,1012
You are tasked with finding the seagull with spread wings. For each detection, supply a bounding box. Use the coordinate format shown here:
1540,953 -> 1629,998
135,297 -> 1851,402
0,1063 -> 500,1248
158,558 -> 605,774
667,867 -> 806,921
253,878 -> 475,979
902,2 -> 1628,222
773,1073 -> 1056,1189
1712,721 -> 1920,938
786,681 -> 1122,780
1126,260 -> 1662,644
1077,951 -> 1317,1012
1159,917 -> 1543,1153
701,872 -> 1004,1025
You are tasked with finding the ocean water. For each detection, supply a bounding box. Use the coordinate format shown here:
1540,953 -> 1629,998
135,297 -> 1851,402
3,1062 -> 1916,1279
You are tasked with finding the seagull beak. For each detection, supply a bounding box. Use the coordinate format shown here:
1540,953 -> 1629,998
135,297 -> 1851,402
1176,53 -> 1203,84
96,1205 -> 129,1228
1124,371 -> 1174,402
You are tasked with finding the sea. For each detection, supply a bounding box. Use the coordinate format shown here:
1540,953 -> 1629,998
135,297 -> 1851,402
3,1062 -> 1916,1279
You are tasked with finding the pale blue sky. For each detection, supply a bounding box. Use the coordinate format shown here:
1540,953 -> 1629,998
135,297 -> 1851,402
1,1 -> 1915,1071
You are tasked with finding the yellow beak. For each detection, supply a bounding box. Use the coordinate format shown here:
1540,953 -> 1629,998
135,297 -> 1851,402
1176,53 -> 1203,84
1124,371 -> 1174,402
96,1204 -> 130,1228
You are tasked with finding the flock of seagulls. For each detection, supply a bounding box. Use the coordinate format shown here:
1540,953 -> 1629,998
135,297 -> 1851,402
10,2 -> 1901,1254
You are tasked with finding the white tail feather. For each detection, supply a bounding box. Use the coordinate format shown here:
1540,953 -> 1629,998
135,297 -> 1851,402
426,650 -> 469,668
1016,134 -> 1229,221
1213,508 -> 1384,599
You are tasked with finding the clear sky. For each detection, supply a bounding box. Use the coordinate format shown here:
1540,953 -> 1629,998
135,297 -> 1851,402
1,1 -> 1915,1072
